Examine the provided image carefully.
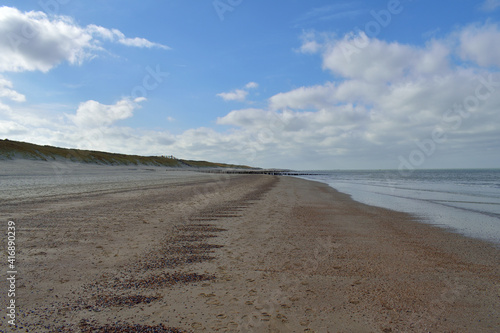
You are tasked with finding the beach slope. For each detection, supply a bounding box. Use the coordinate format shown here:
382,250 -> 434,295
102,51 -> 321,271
1,173 -> 498,332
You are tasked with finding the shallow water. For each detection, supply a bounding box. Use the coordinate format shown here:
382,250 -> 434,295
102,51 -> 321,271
298,169 -> 500,244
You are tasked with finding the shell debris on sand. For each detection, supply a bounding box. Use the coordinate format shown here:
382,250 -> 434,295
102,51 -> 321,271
114,272 -> 216,289
94,294 -> 163,308
77,319 -> 190,333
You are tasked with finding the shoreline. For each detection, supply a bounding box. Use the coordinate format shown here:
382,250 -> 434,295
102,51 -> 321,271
294,172 -> 500,247
1,173 -> 498,332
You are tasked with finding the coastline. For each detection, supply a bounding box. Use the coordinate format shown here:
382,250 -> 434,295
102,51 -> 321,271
297,170 -> 500,246
1,172 -> 498,332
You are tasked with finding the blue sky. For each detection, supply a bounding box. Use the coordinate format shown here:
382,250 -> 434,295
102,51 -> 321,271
1,0 -> 500,170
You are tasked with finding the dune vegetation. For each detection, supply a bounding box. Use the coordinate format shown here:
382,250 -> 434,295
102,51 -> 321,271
0,139 -> 251,169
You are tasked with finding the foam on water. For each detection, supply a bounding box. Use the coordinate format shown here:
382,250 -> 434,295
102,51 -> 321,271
298,169 -> 500,245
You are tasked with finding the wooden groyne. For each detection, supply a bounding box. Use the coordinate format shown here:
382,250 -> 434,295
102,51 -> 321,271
194,169 -> 320,176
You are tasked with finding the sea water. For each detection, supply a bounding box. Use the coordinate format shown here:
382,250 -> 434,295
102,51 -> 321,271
298,169 -> 500,245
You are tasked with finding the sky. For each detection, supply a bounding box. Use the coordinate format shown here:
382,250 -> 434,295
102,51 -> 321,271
0,0 -> 499,170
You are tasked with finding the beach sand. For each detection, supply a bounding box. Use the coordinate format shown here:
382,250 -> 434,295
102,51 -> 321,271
1,171 -> 498,332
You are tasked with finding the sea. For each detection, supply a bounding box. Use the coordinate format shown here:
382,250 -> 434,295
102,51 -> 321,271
297,169 -> 500,245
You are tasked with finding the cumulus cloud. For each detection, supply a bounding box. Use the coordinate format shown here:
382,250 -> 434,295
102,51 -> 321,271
458,23 -> 500,67
0,6 -> 169,73
269,83 -> 336,110
0,120 -> 28,136
217,82 -> 259,102
0,96 -> 177,155
245,82 -> 259,89
300,40 -> 321,54
0,75 -> 25,102
320,32 -> 451,82
212,23 -> 500,168
217,89 -> 248,102
2,23 -> 500,169
0,75 -> 25,114
297,31 -> 332,54
68,97 -> 145,128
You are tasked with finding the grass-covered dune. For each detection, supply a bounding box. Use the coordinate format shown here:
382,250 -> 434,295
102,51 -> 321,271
0,139 -> 252,169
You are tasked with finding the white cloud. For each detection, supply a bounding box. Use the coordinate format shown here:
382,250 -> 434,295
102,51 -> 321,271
217,89 -> 248,102
321,32 -> 451,82
480,0 -> 500,11
251,24 -> 500,168
217,82 -> 259,102
0,120 -> 28,136
68,98 -> 144,127
458,23 -> 500,67
297,31 -> 329,54
0,6 -> 169,73
0,75 -> 25,102
300,40 -> 321,54
1,97 -> 176,155
2,23 -> 500,169
87,25 -> 169,49
217,108 -> 277,127
0,75 -> 25,115
0,103 -> 8,111
245,82 -> 259,89
269,83 -> 336,110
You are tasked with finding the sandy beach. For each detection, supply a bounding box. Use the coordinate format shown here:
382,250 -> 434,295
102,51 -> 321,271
1,169 -> 499,332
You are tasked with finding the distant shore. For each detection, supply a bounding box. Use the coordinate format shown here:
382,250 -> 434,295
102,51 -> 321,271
0,168 -> 498,332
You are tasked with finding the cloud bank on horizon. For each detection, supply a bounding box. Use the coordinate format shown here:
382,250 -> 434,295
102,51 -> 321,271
0,1 -> 499,170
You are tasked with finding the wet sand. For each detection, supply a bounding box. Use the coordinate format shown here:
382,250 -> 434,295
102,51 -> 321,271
0,171 -> 498,332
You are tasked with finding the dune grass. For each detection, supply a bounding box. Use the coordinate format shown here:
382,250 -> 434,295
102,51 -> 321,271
0,139 -> 252,169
